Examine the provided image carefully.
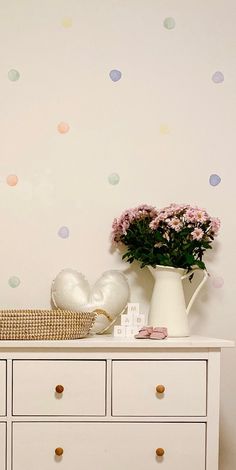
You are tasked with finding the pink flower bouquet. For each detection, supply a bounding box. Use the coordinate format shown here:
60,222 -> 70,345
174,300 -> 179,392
111,203 -> 220,270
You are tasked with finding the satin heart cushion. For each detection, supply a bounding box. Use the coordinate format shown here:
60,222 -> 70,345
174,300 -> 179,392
51,269 -> 130,334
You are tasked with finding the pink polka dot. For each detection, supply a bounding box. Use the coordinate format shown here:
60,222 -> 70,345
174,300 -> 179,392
57,122 -> 70,134
6,174 -> 18,186
212,276 -> 224,288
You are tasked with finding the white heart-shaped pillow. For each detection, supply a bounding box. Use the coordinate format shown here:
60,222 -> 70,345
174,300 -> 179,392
51,269 -> 130,333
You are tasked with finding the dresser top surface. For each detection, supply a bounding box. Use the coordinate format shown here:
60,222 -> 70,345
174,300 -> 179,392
0,335 -> 233,349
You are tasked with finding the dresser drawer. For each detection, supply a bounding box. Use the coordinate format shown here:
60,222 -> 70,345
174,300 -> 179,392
112,360 -> 206,416
12,422 -> 205,470
0,423 -> 6,470
12,360 -> 106,416
0,362 -> 6,416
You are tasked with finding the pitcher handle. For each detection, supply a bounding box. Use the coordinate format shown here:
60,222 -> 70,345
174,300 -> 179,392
181,269 -> 208,315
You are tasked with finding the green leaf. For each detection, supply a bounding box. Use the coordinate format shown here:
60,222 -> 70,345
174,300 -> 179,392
195,260 -> 206,270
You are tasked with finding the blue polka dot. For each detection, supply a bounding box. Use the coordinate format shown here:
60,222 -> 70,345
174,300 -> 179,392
58,226 -> 70,238
212,71 -> 224,84
209,174 -> 221,186
109,70 -> 122,82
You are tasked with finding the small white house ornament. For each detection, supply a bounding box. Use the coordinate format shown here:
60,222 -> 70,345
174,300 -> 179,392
51,269 -> 130,334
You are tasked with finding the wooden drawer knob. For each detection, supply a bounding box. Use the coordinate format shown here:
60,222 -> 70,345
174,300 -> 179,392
55,385 -> 64,394
156,448 -> 165,457
55,447 -> 64,456
156,384 -> 165,394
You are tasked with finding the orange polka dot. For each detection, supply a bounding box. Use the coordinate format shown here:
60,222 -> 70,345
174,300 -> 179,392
7,174 -> 18,186
57,122 -> 70,134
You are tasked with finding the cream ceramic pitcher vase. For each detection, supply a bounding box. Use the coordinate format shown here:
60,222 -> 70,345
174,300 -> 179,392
148,265 -> 208,337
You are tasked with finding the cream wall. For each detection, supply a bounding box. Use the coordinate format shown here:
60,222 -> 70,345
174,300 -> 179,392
0,0 -> 235,468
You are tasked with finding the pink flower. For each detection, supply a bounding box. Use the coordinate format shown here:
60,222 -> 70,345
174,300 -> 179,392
164,205 -> 180,217
185,208 -> 208,224
149,217 -> 159,230
111,202 -> 220,271
185,209 -> 196,223
157,211 -> 169,221
209,217 -> 221,235
121,220 -> 130,235
135,203 -> 158,216
191,228 -> 204,240
168,203 -> 189,213
111,204 -> 158,242
168,217 -> 182,231
194,210 -> 208,223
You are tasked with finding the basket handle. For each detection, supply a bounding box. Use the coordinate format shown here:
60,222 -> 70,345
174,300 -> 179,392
92,309 -> 113,322
92,304 -> 128,335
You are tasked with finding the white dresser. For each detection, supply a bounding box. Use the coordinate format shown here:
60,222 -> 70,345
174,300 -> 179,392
0,335 -> 233,470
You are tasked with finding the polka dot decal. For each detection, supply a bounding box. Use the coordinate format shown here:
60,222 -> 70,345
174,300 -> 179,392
62,18 -> 73,28
8,69 -> 20,81
108,173 -> 120,185
212,276 -> 224,288
1,3 -> 231,323
209,174 -> 221,186
7,175 -> 18,186
109,70 -> 122,82
8,276 -> 21,288
58,226 -> 70,238
163,17 -> 176,30
160,124 -> 170,135
57,122 -> 70,134
212,71 -> 224,84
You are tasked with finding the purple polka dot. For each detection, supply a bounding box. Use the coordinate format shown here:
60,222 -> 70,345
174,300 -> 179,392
212,71 -> 224,84
58,226 -> 70,238
109,70 -> 122,82
209,174 -> 221,186
212,276 -> 224,288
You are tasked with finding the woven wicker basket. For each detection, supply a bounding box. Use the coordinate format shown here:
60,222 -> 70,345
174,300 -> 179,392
0,309 -> 98,340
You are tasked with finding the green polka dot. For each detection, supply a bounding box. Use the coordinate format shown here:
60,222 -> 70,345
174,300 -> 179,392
8,276 -> 20,288
163,17 -> 176,30
108,173 -> 120,185
8,69 -> 20,81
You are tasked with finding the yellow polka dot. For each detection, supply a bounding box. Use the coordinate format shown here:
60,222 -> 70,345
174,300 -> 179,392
160,124 -> 170,135
62,18 -> 72,28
